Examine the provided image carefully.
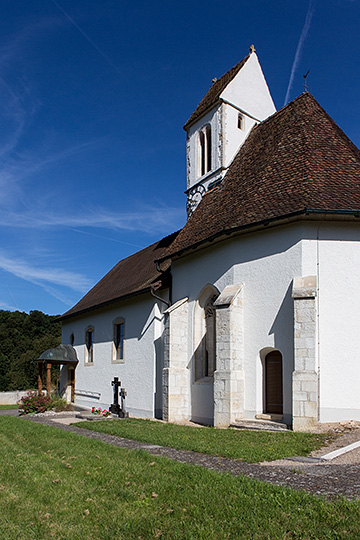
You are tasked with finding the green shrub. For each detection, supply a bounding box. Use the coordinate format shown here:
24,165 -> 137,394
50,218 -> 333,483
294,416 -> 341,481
50,395 -> 74,412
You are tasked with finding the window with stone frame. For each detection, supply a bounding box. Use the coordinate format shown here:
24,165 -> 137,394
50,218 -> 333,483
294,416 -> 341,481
85,327 -> 94,364
194,288 -> 218,381
204,299 -> 216,377
197,124 -> 212,178
113,319 -> 125,363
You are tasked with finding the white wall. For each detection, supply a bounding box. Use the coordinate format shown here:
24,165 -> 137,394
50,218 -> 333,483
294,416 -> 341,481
315,224 -> 360,421
171,220 -> 360,426
222,103 -> 257,169
221,52 -> 275,123
186,106 -> 222,191
172,224 -> 305,425
61,295 -> 164,417
297,222 -> 360,421
186,53 -> 276,193
61,221 -> 360,426
0,390 -> 30,404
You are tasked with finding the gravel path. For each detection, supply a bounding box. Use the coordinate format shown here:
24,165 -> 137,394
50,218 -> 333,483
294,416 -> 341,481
22,414 -> 360,501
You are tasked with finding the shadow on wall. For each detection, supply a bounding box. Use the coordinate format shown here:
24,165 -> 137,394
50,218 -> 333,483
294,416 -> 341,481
154,335 -> 163,419
189,338 -> 215,426
267,283 -> 294,421
173,226 -> 305,303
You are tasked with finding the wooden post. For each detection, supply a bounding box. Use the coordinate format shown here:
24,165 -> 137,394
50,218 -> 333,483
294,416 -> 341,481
46,363 -> 51,397
38,363 -> 43,395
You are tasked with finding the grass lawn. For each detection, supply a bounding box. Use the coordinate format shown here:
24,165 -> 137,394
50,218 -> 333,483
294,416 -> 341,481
0,416 -> 359,539
0,404 -> 18,410
74,418 -> 329,463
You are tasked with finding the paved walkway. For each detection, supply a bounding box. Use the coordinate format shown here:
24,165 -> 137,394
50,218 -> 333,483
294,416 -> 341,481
20,413 -> 360,501
0,408 -> 20,416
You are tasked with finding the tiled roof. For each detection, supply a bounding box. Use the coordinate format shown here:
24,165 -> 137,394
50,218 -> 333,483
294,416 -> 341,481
167,92 -> 360,258
59,231 -> 179,320
183,55 -> 250,130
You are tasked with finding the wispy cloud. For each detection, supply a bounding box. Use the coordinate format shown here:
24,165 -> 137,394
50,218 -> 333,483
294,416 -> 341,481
40,285 -> 82,308
0,19 -> 71,205
0,204 -> 184,235
0,135 -> 101,207
0,252 -> 92,293
0,301 -> 19,311
50,0 -> 122,75
283,0 -> 314,106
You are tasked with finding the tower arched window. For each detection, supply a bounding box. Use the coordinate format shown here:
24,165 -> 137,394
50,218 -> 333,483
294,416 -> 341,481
197,125 -> 212,178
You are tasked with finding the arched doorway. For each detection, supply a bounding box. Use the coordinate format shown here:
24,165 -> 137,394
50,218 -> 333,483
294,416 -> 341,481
265,350 -> 283,414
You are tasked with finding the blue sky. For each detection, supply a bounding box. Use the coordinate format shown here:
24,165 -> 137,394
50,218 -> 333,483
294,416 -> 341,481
0,0 -> 359,315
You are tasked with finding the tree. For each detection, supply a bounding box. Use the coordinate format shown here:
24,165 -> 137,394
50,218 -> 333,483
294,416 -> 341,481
0,310 -> 61,391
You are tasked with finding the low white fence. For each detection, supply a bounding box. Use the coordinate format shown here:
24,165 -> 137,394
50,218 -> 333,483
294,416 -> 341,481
0,390 -> 34,404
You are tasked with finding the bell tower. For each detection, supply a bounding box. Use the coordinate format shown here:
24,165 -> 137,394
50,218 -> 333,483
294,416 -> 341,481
184,46 -> 276,217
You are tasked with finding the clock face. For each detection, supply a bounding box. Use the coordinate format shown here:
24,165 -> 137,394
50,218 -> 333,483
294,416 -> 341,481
187,184 -> 206,217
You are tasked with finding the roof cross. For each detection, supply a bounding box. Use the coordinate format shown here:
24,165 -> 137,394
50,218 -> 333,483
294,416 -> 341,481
303,70 -> 310,92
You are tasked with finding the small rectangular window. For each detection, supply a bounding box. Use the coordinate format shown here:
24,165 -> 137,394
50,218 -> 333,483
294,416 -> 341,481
237,113 -> 243,130
113,322 -> 125,363
85,328 -> 94,364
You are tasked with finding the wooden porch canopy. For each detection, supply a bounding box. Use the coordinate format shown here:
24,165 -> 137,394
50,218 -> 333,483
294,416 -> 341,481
36,344 -> 78,396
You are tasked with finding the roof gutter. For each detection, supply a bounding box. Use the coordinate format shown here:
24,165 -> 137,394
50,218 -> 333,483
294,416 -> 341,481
157,208 -> 360,263
150,281 -> 171,308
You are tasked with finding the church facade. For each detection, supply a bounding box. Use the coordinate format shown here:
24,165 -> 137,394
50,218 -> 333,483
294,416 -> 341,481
60,48 -> 360,431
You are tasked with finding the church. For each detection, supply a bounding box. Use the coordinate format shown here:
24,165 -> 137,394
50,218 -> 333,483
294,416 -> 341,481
59,47 -> 360,431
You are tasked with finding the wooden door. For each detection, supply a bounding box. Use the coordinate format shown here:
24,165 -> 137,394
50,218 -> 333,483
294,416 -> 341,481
265,351 -> 283,414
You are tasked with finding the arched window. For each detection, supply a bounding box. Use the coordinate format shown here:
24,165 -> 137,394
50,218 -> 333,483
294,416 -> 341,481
112,318 -> 125,363
194,285 -> 218,381
199,130 -> 205,177
205,125 -> 211,173
85,326 -> 94,364
197,125 -> 212,178
204,297 -> 216,377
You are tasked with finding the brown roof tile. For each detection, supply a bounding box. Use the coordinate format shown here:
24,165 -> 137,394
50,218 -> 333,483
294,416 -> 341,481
183,55 -> 250,130
59,231 -> 179,320
168,93 -> 360,258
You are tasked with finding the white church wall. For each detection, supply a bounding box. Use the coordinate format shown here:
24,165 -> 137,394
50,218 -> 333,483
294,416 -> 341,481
61,295 -> 164,417
222,103 -> 257,169
295,222 -> 360,423
315,224 -> 360,422
220,52 -> 276,125
172,224 -> 305,426
186,54 -> 276,194
191,380 -> 214,425
186,107 -> 221,191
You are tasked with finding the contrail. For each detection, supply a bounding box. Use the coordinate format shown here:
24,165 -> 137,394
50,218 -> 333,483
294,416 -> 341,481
50,0 -> 122,76
283,0 -> 314,106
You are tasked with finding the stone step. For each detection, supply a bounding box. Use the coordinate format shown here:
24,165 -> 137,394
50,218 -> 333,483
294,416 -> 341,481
255,413 -> 283,421
231,418 -> 289,432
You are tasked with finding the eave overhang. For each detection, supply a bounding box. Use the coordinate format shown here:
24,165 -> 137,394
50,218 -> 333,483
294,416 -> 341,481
58,273 -> 171,323
157,208 -> 360,264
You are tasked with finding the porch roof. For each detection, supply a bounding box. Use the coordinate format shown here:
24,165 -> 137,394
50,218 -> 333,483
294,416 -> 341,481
36,344 -> 78,365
